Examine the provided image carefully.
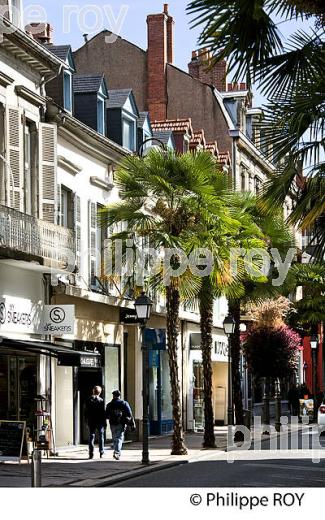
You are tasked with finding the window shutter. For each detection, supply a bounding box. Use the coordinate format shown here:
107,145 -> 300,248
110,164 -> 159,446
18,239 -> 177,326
6,106 -> 23,211
74,194 -> 81,272
39,123 -> 57,223
88,200 -> 97,286
56,183 -> 62,226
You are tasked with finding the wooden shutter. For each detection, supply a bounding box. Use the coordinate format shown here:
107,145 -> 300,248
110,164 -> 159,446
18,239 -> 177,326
88,200 -> 97,286
39,123 -> 57,223
74,194 -> 81,272
6,106 -> 23,211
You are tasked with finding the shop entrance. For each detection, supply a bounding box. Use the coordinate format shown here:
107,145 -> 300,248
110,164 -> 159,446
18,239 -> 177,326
149,350 -> 173,435
78,368 -> 103,444
0,354 -> 37,430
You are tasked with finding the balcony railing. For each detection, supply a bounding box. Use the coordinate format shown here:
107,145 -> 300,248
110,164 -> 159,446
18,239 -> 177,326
0,204 -> 75,267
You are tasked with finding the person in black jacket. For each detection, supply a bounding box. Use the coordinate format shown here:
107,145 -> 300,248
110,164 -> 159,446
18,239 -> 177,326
85,386 -> 106,459
106,390 -> 134,460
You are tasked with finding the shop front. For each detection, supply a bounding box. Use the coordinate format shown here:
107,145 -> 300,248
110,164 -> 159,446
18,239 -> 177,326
145,328 -> 173,435
0,264 -> 45,432
187,331 -> 229,430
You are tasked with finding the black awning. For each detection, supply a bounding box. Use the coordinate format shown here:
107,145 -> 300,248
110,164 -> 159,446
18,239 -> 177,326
0,337 -> 101,368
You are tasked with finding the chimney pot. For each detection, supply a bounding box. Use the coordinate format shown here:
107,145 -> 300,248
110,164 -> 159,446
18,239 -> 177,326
164,3 -> 169,15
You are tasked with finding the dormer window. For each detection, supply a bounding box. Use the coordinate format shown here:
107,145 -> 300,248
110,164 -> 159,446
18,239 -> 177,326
122,117 -> 136,151
107,89 -> 139,152
63,71 -> 72,113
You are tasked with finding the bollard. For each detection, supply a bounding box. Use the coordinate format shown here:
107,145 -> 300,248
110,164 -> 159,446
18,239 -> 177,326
274,379 -> 282,432
31,450 -> 42,487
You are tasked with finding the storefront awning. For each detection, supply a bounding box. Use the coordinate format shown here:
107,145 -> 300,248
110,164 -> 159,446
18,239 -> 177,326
0,337 -> 101,368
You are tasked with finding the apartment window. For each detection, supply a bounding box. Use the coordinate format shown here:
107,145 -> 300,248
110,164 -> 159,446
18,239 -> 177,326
24,124 -> 32,215
122,118 -> 135,151
97,95 -> 105,136
63,71 -> 72,113
0,104 -> 5,205
60,186 -> 73,228
23,121 -> 37,216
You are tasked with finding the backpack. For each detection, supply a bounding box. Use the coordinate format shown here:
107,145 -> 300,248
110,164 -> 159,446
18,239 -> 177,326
109,407 -> 124,425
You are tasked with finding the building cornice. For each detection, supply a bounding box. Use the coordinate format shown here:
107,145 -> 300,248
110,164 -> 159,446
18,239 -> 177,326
0,71 -> 14,87
15,85 -> 46,107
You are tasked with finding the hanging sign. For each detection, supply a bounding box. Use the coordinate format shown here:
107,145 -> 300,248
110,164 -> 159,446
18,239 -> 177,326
40,305 -> 75,335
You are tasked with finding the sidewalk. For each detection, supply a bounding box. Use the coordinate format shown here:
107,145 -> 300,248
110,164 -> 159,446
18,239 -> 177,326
0,423 -> 305,487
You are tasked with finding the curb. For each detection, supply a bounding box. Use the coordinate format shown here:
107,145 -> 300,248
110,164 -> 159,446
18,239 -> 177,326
68,459 -> 189,487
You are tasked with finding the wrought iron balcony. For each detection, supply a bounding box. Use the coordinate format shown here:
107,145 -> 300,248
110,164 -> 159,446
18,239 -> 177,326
0,204 -> 75,269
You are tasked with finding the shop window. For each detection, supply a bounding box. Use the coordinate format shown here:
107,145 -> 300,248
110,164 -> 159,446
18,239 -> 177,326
104,345 -> 120,395
193,360 -> 204,429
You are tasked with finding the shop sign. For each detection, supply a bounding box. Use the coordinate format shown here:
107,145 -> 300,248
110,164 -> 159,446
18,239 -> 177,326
40,305 -> 75,335
0,297 -> 41,334
80,355 -> 101,368
215,341 -> 229,357
120,308 -> 140,324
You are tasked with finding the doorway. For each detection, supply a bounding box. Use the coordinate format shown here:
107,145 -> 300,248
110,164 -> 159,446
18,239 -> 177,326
78,368 -> 103,444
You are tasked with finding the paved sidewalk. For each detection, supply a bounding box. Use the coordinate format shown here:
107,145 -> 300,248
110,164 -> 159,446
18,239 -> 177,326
0,423 -> 306,487
0,432 -> 228,488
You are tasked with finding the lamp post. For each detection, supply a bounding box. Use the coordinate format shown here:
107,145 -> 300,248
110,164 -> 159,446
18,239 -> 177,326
134,292 -> 153,465
223,315 -> 235,427
138,137 -> 167,157
310,335 -> 318,423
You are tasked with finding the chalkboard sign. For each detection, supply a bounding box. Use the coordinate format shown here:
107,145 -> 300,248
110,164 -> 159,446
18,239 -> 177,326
0,420 -> 26,462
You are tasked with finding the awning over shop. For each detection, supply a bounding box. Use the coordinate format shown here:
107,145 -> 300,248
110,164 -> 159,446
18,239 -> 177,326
0,337 -> 101,368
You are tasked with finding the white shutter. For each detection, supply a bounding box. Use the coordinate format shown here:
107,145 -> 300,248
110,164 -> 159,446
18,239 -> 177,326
88,200 -> 97,286
74,194 -> 81,272
6,106 -> 23,211
39,123 -> 57,223
56,183 -> 62,226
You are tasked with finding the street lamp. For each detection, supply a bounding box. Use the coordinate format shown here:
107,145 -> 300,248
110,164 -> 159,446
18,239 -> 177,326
138,137 -> 167,157
134,292 -> 153,465
223,315 -> 235,427
310,334 -> 319,422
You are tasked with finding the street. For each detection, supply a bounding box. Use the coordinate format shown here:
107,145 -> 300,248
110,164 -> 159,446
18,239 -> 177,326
113,428 -> 325,487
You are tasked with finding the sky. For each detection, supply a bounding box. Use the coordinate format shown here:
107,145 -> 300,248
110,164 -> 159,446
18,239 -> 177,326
22,0 -> 314,107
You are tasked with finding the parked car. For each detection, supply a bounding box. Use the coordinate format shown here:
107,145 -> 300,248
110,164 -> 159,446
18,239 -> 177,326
317,401 -> 325,428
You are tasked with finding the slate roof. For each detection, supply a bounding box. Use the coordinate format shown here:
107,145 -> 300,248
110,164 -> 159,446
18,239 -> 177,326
44,44 -> 71,62
153,130 -> 175,148
107,89 -> 133,109
73,74 -> 106,94
138,111 -> 150,128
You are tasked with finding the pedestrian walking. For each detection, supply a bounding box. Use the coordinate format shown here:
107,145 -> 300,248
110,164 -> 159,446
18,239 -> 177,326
85,386 -> 106,459
105,390 -> 134,460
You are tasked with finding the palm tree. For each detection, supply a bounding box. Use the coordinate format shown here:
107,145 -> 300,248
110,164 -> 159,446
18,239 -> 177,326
100,149 -> 231,455
224,194 -> 296,429
187,0 -> 325,259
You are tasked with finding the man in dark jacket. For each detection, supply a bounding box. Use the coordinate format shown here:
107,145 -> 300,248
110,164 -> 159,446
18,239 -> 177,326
105,390 -> 134,460
85,386 -> 106,459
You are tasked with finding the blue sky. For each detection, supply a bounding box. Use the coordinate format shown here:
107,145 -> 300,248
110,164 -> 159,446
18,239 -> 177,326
22,0 -> 314,106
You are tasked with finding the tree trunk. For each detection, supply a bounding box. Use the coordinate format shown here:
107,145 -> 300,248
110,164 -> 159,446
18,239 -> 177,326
166,285 -> 188,455
199,278 -> 216,448
228,299 -> 244,428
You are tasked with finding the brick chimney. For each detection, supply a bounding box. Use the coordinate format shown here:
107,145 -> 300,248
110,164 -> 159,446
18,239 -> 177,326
188,50 -> 227,92
27,22 -> 54,45
147,4 -> 174,121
